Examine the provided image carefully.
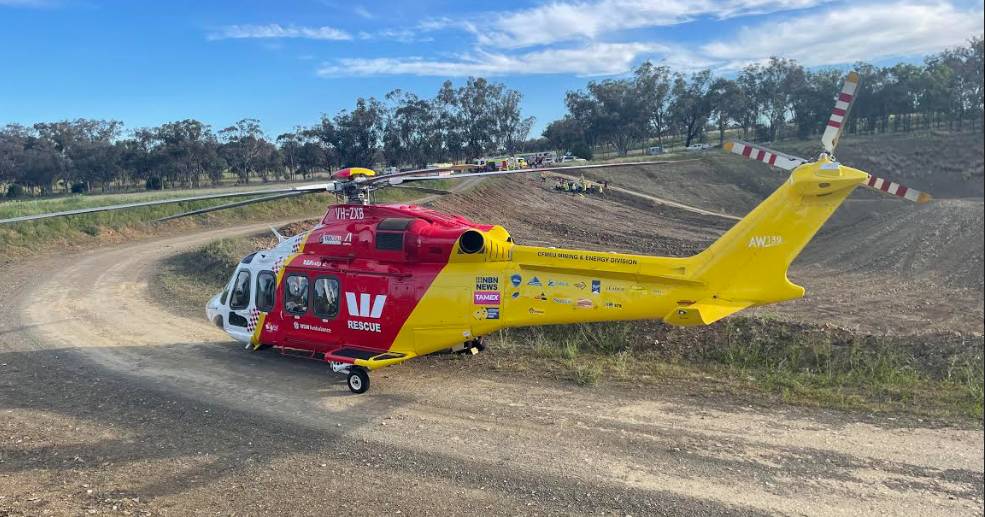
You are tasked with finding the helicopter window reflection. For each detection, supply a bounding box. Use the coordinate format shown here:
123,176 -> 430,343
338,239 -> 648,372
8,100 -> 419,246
229,270 -> 251,310
255,271 -> 276,312
313,277 -> 340,319
284,274 -> 309,315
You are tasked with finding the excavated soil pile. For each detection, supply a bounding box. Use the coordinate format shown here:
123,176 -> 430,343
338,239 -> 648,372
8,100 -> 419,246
431,132 -> 984,335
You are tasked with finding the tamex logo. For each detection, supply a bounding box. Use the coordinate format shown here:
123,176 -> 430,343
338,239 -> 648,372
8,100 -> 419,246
747,235 -> 783,248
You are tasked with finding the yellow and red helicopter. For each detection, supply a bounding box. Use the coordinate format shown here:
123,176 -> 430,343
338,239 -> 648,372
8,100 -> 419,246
2,72 -> 931,393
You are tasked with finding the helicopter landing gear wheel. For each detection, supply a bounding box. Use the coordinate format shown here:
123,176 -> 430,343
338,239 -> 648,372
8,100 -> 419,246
347,367 -> 370,394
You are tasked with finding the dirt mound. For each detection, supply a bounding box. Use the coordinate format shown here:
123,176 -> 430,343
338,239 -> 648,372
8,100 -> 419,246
430,149 -> 983,334
429,173 -> 732,257
803,198 -> 985,290
573,157 -> 781,216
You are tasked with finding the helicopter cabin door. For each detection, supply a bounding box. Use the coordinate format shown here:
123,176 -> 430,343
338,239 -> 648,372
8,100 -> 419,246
279,268 -> 343,353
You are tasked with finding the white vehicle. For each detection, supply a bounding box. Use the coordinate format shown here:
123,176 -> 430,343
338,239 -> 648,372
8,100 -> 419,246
560,154 -> 587,163
686,143 -> 714,152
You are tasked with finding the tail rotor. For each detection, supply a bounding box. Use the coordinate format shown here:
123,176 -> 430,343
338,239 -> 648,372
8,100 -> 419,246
721,71 -> 931,204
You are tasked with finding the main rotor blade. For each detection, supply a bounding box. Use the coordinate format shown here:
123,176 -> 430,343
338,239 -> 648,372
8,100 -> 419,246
363,164 -> 479,186
862,175 -> 932,204
0,182 -> 336,225
723,140 -> 807,171
391,185 -> 453,195
821,71 -> 860,155
387,160 -> 688,184
155,191 -> 309,222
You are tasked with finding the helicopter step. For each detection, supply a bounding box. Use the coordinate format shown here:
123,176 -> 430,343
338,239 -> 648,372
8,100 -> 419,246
452,338 -> 486,355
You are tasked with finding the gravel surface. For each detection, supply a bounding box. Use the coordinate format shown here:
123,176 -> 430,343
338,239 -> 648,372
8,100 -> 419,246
1,219 -> 982,515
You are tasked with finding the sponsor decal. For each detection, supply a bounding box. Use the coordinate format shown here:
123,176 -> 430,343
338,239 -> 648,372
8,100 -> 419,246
264,322 -> 279,332
473,291 -> 501,305
510,274 -> 522,287
552,297 -> 572,305
475,275 -> 499,291
576,298 -> 594,309
527,276 -> 542,287
534,292 -> 548,301
474,307 -> 501,320
321,233 -> 353,246
293,321 -> 331,333
511,291 -> 521,299
547,279 -> 569,287
345,292 -> 387,318
591,280 -> 601,295
334,207 -> 365,220
302,258 -> 321,267
604,302 -> 623,309
347,320 -> 382,333
747,235 -> 783,248
606,285 -> 626,293
536,250 -> 639,265
528,307 -> 544,315
573,281 -> 587,290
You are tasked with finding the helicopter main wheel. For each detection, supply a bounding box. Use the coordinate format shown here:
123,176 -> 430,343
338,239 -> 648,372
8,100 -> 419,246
347,367 -> 370,394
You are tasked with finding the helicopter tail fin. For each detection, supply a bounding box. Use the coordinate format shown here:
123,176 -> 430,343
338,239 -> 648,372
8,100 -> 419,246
683,159 -> 868,312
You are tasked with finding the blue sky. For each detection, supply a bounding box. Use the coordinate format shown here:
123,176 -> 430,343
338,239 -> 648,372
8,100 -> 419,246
1,0 -> 982,137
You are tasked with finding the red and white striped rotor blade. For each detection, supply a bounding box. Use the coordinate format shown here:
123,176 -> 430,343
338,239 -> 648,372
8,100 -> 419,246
862,175 -> 932,204
723,140 -> 807,171
821,71 -> 860,154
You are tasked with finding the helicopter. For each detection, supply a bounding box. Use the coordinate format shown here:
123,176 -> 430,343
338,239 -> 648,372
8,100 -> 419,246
2,71 -> 931,393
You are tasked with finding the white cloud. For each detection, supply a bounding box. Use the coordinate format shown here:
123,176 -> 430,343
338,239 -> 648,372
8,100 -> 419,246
702,1 -> 985,68
208,23 -> 352,41
353,6 -> 374,19
318,43 -> 668,77
472,0 -> 829,49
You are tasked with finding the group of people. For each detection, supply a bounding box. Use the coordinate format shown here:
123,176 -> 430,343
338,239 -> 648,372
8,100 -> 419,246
547,176 -> 607,196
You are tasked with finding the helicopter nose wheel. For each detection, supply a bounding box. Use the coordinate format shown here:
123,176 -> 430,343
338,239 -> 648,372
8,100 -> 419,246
347,367 -> 370,394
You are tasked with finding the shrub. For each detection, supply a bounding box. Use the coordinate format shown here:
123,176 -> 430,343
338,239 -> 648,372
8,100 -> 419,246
6,183 -> 26,198
71,182 -> 89,193
145,177 -> 163,190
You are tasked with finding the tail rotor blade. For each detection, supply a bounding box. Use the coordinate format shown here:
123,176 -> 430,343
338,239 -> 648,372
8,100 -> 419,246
723,140 -> 807,171
862,175 -> 932,204
821,71 -> 860,154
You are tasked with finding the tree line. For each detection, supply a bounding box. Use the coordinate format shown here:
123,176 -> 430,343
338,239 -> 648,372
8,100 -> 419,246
0,77 -> 534,195
1,37 -> 981,196
545,36 -> 983,158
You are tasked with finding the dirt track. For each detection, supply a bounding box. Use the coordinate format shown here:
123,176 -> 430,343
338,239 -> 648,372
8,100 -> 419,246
1,221 -> 983,515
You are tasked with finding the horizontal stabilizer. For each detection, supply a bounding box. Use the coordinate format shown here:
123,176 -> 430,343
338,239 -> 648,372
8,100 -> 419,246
663,299 -> 752,327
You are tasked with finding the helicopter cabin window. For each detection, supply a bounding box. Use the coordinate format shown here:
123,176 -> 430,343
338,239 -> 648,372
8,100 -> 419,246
229,270 -> 251,310
375,218 -> 414,251
312,277 -> 340,319
284,274 -> 309,315
255,271 -> 276,312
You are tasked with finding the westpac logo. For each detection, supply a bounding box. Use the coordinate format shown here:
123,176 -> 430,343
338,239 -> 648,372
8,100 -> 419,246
345,292 -> 387,318
747,235 -> 783,249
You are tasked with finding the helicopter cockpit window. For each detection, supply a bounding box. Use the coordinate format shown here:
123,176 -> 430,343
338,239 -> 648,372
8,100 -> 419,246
229,270 -> 251,310
255,271 -> 276,312
284,274 -> 309,315
312,277 -> 340,319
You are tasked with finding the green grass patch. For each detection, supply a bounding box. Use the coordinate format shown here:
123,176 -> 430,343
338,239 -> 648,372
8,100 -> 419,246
490,319 -> 983,422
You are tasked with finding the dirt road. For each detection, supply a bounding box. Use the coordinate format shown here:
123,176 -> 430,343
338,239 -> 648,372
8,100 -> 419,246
1,221 -> 982,516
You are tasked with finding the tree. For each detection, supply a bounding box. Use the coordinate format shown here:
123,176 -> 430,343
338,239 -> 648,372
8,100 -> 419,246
707,78 -> 743,145
669,70 -> 713,148
542,116 -> 584,156
634,62 -> 672,146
